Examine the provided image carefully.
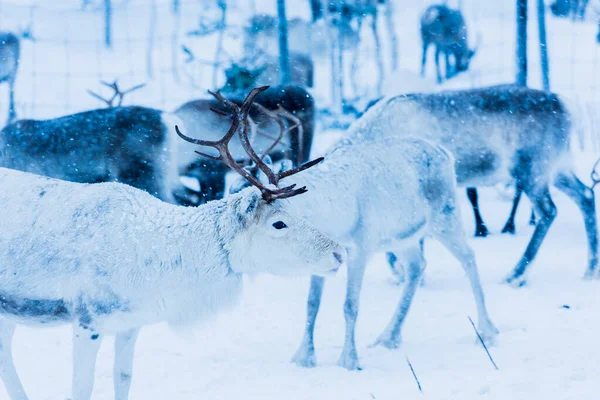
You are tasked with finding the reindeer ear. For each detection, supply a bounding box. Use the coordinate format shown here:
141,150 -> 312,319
233,190 -> 261,226
262,155 -> 273,167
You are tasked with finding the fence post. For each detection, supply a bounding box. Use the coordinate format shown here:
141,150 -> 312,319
104,0 -> 112,48
277,0 -> 291,85
537,0 -> 550,91
516,0 -> 527,86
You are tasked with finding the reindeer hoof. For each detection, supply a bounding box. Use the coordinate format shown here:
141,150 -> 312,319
582,269 -> 599,280
338,350 -> 362,371
474,225 -> 489,237
478,321 -> 499,345
370,335 -> 402,350
501,223 -> 516,235
505,274 -> 527,288
292,345 -> 316,368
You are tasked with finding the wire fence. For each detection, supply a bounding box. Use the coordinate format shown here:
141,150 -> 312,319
0,0 -> 600,150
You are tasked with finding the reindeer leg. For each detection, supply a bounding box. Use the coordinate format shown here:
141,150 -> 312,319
506,184 -> 557,287
0,319 -> 28,400
445,51 -> 452,79
113,328 -> 139,400
434,46 -> 443,84
7,77 -> 16,124
72,325 -> 103,400
338,248 -> 368,370
386,251 -> 405,284
554,171 -> 598,279
502,182 -> 524,234
529,209 -> 536,225
438,234 -> 498,343
421,41 -> 429,77
466,188 -> 489,237
372,242 -> 425,349
292,275 -> 325,368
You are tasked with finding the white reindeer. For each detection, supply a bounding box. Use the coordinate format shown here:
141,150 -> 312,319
228,103 -> 498,370
0,88 -> 345,400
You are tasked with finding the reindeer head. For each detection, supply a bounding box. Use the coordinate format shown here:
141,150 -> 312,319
222,64 -> 266,94
176,86 -> 345,277
456,33 -> 480,73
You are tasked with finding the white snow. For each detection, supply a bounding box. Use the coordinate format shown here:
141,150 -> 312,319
2,0 -> 600,399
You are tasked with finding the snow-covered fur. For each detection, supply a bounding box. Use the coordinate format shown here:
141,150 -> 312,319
0,168 -> 344,400
269,136 -> 497,370
0,106 -> 183,205
349,84 -> 598,285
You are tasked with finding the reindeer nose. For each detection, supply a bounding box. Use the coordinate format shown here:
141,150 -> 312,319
333,251 -> 345,265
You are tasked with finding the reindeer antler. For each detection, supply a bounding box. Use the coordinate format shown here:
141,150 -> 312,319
176,86 -> 321,202
87,80 -> 147,108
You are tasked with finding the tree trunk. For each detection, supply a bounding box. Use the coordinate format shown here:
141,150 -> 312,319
104,0 -> 112,48
146,0 -> 157,79
370,12 -> 384,96
384,0 -> 399,71
537,0 -> 550,91
212,0 -> 227,90
172,0 -> 181,14
516,0 -> 527,86
171,0 -> 182,82
277,0 -> 291,85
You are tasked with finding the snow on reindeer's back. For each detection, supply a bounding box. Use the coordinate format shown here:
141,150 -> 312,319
0,168 -> 154,300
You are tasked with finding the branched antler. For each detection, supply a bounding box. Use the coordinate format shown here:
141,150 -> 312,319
176,86 -> 322,202
87,80 -> 147,108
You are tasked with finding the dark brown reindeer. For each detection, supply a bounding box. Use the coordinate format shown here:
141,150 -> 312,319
175,83 -> 316,204
0,32 -> 20,124
0,81 -> 182,203
551,0 -> 590,20
420,4 -> 478,84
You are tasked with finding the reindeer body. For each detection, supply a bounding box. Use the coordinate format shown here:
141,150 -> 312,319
0,167 -> 344,400
355,84 -> 598,284
175,85 -> 315,203
0,32 -> 20,123
420,4 -> 476,83
0,106 -> 181,203
260,136 -> 497,370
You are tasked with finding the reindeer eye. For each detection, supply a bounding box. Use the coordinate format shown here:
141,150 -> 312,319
272,221 -> 288,230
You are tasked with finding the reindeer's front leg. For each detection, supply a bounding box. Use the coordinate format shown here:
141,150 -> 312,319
434,46 -> 443,84
71,325 -> 103,400
0,319 -> 28,400
114,328 -> 140,400
292,275 -> 325,368
338,248 -> 369,370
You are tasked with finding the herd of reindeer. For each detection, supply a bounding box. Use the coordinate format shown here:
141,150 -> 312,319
0,3 -> 599,400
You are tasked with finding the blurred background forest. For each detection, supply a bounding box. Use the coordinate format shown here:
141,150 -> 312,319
2,0 -> 600,147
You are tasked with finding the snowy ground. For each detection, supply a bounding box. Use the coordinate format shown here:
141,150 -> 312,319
2,0 -> 600,399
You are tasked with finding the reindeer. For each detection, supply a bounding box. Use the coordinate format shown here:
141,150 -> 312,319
229,103 -> 497,371
175,84 -> 315,204
420,4 -> 478,84
355,84 -> 599,287
0,87 -> 345,400
0,32 -> 20,124
0,81 -> 183,204
551,0 -> 589,20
